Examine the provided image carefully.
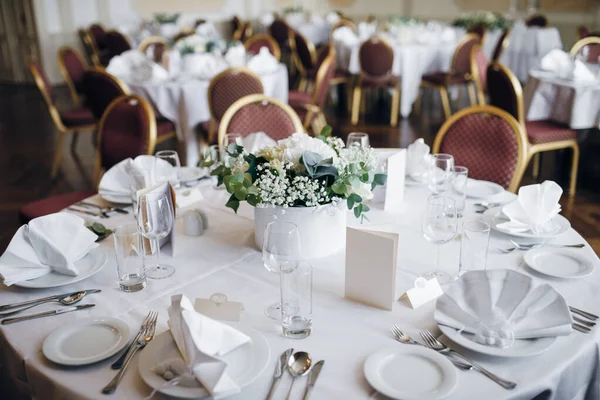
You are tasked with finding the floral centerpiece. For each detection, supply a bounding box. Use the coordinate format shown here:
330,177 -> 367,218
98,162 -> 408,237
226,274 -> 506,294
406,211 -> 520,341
389,16 -> 420,27
174,35 -> 226,56
154,13 -> 180,25
452,11 -> 510,31
282,6 -> 304,14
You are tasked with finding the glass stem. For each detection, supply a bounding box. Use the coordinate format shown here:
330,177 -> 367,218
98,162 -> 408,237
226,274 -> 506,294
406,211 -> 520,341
434,244 -> 440,272
154,238 -> 161,268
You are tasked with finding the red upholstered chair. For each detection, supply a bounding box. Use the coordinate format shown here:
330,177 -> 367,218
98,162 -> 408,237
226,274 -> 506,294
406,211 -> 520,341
138,36 -> 168,63
570,37 -> 600,63
104,30 -> 132,59
577,25 -> 590,40
525,14 -> 549,27
491,28 -> 510,62
205,68 -> 264,143
57,46 -> 89,106
231,16 -> 241,37
218,94 -> 304,151
19,191 -> 97,225
420,33 -> 481,119
289,30 -> 318,92
29,61 -> 96,178
78,29 -> 101,67
467,23 -> 487,42
244,34 -> 281,61
351,36 -> 401,127
269,19 -> 292,53
470,45 -> 489,105
87,24 -> 111,66
89,23 -> 107,50
486,62 -> 580,196
433,105 -> 528,193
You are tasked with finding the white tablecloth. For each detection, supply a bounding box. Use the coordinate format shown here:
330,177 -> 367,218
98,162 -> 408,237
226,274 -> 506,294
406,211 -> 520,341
127,64 -> 289,167
524,70 -> 600,129
258,15 -> 331,46
1,179 -> 600,399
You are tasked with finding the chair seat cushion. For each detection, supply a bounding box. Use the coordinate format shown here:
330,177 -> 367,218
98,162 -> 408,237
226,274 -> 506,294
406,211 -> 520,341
288,91 -> 313,108
525,120 -> 577,144
19,190 -> 97,224
156,118 -> 176,137
60,107 -> 95,127
422,71 -> 469,86
361,74 -> 400,88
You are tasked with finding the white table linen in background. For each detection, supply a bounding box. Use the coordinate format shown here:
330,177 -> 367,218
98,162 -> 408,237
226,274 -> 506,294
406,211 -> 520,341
126,63 -> 288,167
1,180 -> 600,399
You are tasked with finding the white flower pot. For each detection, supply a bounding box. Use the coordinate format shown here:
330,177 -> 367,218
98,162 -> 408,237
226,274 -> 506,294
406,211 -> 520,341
254,203 -> 347,259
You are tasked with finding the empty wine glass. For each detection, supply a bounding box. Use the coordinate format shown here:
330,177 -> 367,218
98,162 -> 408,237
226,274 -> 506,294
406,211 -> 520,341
137,193 -> 175,279
421,195 -> 458,285
346,132 -> 370,148
154,150 -> 181,188
262,221 -> 301,319
428,154 -> 454,194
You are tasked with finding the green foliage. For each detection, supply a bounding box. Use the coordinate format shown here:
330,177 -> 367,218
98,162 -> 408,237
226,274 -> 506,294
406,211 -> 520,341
301,151 -> 338,186
154,13 -> 180,24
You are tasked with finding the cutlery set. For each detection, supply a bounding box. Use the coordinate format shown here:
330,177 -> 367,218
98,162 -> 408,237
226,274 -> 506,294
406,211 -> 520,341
570,306 -> 598,333
68,202 -> 129,218
499,239 -> 585,253
267,348 -> 324,400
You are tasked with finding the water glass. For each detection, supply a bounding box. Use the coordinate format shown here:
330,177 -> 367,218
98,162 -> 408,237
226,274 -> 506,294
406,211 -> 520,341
428,154 -> 454,194
458,220 -> 491,276
449,166 -> 468,218
280,261 -> 312,339
113,224 -> 146,292
137,193 -> 175,279
154,150 -> 181,188
346,132 -> 370,148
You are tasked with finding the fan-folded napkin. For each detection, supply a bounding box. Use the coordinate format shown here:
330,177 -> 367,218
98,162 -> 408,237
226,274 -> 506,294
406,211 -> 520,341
106,50 -> 168,83
358,22 -> 377,41
195,23 -> 220,41
326,12 -> 340,25
247,47 -> 279,74
98,156 -> 156,198
259,13 -> 275,27
540,49 -> 597,82
242,132 -> 277,153
332,26 -> 359,46
405,138 -> 430,181
181,53 -> 228,80
224,44 -> 246,67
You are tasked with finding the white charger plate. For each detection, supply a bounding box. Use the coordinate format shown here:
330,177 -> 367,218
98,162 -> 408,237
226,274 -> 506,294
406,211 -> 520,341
180,167 -> 207,183
43,317 -> 130,366
364,346 -> 457,400
14,248 -> 108,289
138,325 -> 270,399
482,207 -> 570,240
466,179 -> 504,199
524,248 -> 594,279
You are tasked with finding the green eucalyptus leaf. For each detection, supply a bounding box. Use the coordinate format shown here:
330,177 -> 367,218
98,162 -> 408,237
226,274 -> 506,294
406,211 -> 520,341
234,186 -> 248,200
348,175 -> 361,186
225,194 -> 240,213
354,204 -> 362,218
347,196 -> 354,210
332,181 -> 346,195
92,222 -> 105,235
246,194 -> 259,206
372,173 -> 388,189
320,125 -> 332,138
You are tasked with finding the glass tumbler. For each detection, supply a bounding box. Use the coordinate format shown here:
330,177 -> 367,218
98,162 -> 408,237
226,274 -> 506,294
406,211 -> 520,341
458,220 -> 491,277
113,224 -> 146,292
449,166 -> 468,218
346,132 -> 370,148
428,154 -> 454,194
280,261 -> 313,339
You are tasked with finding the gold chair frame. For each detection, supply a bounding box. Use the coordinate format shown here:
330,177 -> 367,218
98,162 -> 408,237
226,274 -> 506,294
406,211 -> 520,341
298,51 -> 336,133
351,36 -> 400,127
80,29 -> 102,67
329,19 -> 357,41
244,33 -> 281,61
492,29 -> 511,62
57,46 -> 88,106
173,28 -> 195,43
433,105 -> 528,193
570,36 -> 600,59
288,29 -> 317,92
217,94 -> 304,152
233,22 -> 253,42
138,36 -> 167,53
469,45 -> 487,106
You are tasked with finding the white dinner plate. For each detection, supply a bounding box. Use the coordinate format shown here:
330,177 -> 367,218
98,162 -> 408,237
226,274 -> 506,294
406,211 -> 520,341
99,192 -> 132,205
180,167 -> 208,183
14,248 -> 108,289
524,248 -> 594,279
466,179 -> 504,199
438,323 -> 556,358
364,346 -> 457,400
43,317 -> 130,366
138,325 -> 271,399
405,175 -> 428,186
482,207 -> 570,240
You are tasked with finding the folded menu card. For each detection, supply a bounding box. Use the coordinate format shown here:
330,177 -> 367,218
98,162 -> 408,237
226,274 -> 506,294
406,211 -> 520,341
0,213 -> 98,286
345,227 -> 399,310
372,150 -> 406,212
137,182 -> 177,256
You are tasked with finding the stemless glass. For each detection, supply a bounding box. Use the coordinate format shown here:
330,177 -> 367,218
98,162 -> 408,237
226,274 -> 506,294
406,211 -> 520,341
458,220 -> 491,277
262,221 -> 301,319
449,166 -> 468,218
154,150 -> 181,188
137,193 -> 175,279
113,224 -> 146,292
421,195 -> 458,285
280,261 -> 312,339
428,154 -> 454,194
346,132 -> 370,148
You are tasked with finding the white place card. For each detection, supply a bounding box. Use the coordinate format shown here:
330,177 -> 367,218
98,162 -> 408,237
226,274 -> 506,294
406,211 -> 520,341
345,227 -> 399,310
194,293 -> 244,322
400,277 -> 444,309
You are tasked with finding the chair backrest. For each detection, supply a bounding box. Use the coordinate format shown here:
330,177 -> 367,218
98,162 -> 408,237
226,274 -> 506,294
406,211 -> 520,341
577,25 -> 590,40
433,105 -> 527,192
358,36 -> 394,78
290,30 -> 317,74
244,34 -> 281,61
195,19 -> 207,28
467,23 -> 487,41
218,94 -> 304,150
232,16 -> 241,35
311,48 -> 336,107
208,68 -> 264,122
78,29 -> 101,66
105,30 -> 132,58
492,29 -> 510,62
29,61 -> 65,131
57,46 -> 88,105
486,62 -> 524,125
172,28 -> 195,43
269,19 -> 291,49
89,23 -> 107,49
451,33 -> 481,76
570,37 -> 600,63
330,18 -> 357,39
233,22 -> 253,42
525,14 -> 548,27
470,45 -> 488,102
138,36 -> 167,63
82,68 -> 130,120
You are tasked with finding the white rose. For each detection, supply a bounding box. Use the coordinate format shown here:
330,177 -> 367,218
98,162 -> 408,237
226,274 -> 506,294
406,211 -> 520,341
348,182 -> 373,200
278,133 -> 337,166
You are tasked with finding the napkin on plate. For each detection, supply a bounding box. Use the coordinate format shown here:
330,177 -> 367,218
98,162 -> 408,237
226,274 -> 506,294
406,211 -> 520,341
539,49 -> 596,81
405,138 -> 431,182
106,50 -> 168,84
181,53 -> 228,80
241,132 -> 277,153
224,43 -> 246,67
98,156 -> 156,198
332,26 -> 359,46
153,295 -> 251,397
0,213 -> 99,286
247,47 -> 279,74
497,180 -> 562,234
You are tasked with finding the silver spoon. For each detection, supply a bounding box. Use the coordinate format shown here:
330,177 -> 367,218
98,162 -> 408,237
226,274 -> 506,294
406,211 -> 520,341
286,352 -> 312,400
0,291 -> 87,317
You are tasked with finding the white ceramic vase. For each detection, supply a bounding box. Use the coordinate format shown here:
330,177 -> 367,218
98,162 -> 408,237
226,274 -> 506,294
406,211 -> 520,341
254,203 -> 347,259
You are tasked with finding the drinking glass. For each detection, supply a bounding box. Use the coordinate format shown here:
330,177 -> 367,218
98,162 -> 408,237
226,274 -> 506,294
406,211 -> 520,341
137,193 -> 175,279
421,195 -> 458,285
262,221 -> 301,319
449,166 -> 468,218
113,224 -> 146,292
221,133 -> 243,165
428,154 -> 454,194
280,261 -> 312,339
346,132 -> 370,148
129,169 -> 149,218
154,150 -> 181,188
458,220 -> 491,277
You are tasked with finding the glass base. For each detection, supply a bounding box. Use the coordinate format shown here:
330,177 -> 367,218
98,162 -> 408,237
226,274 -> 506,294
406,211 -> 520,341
146,264 -> 175,279
119,274 -> 146,292
264,302 -> 281,320
420,270 -> 453,285
282,316 -> 312,339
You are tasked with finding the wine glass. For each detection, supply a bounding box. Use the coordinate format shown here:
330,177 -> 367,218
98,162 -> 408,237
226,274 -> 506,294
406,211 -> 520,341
262,221 -> 301,319
154,150 -> 181,188
221,133 -> 243,165
137,193 -> 175,279
428,154 -> 454,194
346,132 -> 370,148
421,195 -> 458,285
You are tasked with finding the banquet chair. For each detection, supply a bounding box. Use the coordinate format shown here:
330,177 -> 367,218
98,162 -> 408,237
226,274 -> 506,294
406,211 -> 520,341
486,62 -> 580,196
104,30 -> 132,59
420,33 -> 481,120
289,30 -> 318,92
306,44 -> 351,104
577,26 -> 590,40
470,45 -> 488,105
491,29 -> 510,62
206,68 -> 264,143
57,46 -> 89,106
78,29 -> 101,67
525,14 -> 549,28
269,19 -> 292,53
233,22 -> 253,42
218,94 -> 304,151
467,23 -> 487,42
172,28 -> 195,43
244,34 -> 281,61
432,105 -> 528,193
138,36 -> 167,63
231,16 -> 241,37
351,36 -> 401,127
195,19 -> 207,28
87,24 -> 111,66
29,61 -> 96,178
570,37 -> 600,63
329,18 -> 358,40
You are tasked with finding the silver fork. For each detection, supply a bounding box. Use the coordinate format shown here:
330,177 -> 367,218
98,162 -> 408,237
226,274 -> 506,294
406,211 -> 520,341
111,311 -> 156,369
420,329 -> 517,390
499,241 -> 585,253
102,311 -> 158,394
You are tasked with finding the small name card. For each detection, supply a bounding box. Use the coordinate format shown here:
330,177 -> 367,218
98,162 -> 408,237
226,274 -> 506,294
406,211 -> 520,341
400,278 -> 444,309
372,150 -> 406,212
194,293 -> 244,322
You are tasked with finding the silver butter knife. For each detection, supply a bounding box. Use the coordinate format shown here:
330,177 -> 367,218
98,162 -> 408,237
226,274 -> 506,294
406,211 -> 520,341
266,348 -> 293,400
1,304 -> 95,325
0,289 -> 101,311
303,360 -> 324,400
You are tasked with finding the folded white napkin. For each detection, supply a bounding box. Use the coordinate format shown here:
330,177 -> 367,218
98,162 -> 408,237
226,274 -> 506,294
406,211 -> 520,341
573,59 -> 597,82
0,214 -> 99,286
358,22 -> 377,41
440,27 -> 456,42
153,295 -> 251,397
106,50 -> 168,84
539,49 -> 595,81
259,13 -> 275,27
498,180 -> 562,234
405,139 -> 431,181
326,12 -> 340,25
195,22 -> 220,41
242,132 -> 277,153
160,23 -> 179,40
332,26 -> 359,46
247,47 -> 279,74
225,44 -> 246,68
181,53 -> 228,80
98,155 -> 159,198
286,13 -> 305,28
436,269 -> 572,345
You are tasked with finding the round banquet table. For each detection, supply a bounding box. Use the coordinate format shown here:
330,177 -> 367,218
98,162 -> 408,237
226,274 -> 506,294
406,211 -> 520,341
125,64 -> 289,167
1,179 -> 600,400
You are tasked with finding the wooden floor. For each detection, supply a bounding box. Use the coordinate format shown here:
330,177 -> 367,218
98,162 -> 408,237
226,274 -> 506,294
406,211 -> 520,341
1,84 -> 599,255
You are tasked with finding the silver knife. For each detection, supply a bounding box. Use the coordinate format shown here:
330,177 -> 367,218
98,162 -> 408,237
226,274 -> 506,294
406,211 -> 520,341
0,289 -> 101,311
79,201 -> 129,214
266,348 -> 293,400
67,207 -> 107,218
303,360 -> 324,400
1,304 -> 95,325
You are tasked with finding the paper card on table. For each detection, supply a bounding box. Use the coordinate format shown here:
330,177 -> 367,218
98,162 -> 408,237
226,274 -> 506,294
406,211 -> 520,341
400,277 -> 444,309
372,150 -> 406,212
194,293 -> 244,322
138,182 -> 177,256
345,227 -> 398,310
